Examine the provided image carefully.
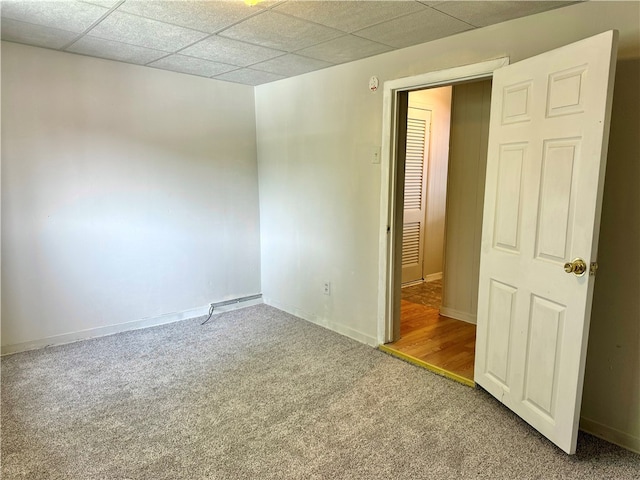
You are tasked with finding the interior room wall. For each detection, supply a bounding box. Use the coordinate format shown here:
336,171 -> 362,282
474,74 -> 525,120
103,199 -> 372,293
255,1 -> 640,451
580,57 -> 640,453
1,42 -> 261,351
440,80 -> 492,325
407,87 -> 452,281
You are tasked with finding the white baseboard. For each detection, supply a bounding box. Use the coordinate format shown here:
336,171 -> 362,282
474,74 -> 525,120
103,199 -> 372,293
439,306 -> 477,325
1,296 -> 263,356
580,416 -> 640,454
425,272 -> 443,282
401,272 -> 443,289
263,298 -> 378,347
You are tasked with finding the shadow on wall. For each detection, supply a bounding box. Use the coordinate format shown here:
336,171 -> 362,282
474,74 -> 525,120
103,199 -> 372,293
582,58 -> 640,439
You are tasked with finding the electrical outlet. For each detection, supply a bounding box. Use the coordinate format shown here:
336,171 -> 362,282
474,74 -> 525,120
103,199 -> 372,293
323,282 -> 331,295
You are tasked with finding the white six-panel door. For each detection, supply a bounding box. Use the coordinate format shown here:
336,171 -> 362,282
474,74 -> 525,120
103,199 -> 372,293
474,31 -> 618,454
402,107 -> 432,284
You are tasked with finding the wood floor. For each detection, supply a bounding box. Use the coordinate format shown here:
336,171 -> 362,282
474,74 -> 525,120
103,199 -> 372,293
382,281 -> 477,385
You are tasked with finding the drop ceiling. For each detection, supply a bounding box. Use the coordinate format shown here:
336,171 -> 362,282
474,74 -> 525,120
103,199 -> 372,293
1,0 -> 578,86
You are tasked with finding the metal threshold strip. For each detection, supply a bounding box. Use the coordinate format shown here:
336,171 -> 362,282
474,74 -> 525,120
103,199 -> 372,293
378,344 -> 475,388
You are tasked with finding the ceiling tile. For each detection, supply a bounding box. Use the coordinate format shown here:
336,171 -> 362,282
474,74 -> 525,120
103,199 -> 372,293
80,0 -> 120,8
251,54 -> 332,76
297,34 -> 393,65
1,0 -> 109,33
118,1 -> 259,34
89,11 -> 208,52
219,10 -> 343,52
66,36 -> 167,64
355,8 -> 473,48
1,17 -> 78,49
149,54 -> 238,77
214,68 -> 286,86
253,1 -> 286,9
0,0 -> 582,87
273,1 -> 425,33
432,1 -> 573,28
181,36 -> 283,67
79,0 -> 121,7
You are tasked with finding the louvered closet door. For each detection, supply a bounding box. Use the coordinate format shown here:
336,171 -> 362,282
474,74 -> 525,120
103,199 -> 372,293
402,107 -> 432,284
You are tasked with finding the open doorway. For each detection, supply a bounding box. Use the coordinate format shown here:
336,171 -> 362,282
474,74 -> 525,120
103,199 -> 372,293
380,79 -> 493,386
377,32 -> 618,454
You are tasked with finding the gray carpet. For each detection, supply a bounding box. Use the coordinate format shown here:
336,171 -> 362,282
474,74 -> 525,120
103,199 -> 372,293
1,305 -> 638,479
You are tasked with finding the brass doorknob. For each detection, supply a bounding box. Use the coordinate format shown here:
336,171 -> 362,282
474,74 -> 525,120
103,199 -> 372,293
564,258 -> 587,276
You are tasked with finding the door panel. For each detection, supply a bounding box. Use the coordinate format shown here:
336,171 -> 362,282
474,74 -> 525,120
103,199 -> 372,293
475,31 -> 618,454
402,107 -> 431,284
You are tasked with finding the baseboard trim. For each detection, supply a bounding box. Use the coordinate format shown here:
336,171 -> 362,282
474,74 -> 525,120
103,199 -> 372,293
580,416 -> 640,454
401,273 -> 443,289
263,298 -> 378,347
425,272 -> 443,282
1,296 -> 263,356
439,306 -> 477,325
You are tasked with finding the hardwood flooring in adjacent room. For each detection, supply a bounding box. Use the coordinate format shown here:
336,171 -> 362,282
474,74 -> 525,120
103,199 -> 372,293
383,280 -> 477,385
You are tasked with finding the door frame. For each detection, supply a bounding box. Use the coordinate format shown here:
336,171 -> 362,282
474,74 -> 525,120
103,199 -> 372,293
376,57 -> 509,344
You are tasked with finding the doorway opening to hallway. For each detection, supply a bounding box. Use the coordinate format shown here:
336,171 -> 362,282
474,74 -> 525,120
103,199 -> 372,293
380,79 -> 492,386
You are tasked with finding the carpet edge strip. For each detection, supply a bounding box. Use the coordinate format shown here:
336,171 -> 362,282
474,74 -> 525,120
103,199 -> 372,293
377,344 -> 475,388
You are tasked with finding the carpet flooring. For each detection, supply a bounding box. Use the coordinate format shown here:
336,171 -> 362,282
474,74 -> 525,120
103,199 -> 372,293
2,304 -> 638,479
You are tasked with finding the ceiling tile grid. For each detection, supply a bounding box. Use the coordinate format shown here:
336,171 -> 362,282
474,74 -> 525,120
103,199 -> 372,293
116,1 -> 261,33
215,67 -> 286,86
219,10 -> 344,52
431,1 -> 574,28
88,11 -> 209,51
296,34 -> 393,65
0,0 -> 579,86
66,34 -> 168,63
181,35 -> 284,67
1,0 -> 110,33
273,1 -> 426,33
249,53 -> 333,77
149,52 -> 238,76
353,8 -> 474,48
1,17 -> 79,49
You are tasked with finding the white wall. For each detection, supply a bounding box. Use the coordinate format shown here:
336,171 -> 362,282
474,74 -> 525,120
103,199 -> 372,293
441,80 -> 492,324
256,2 -> 640,452
408,87 -> 451,280
1,42 -> 261,351
580,56 -> 640,453
255,70 -> 384,345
